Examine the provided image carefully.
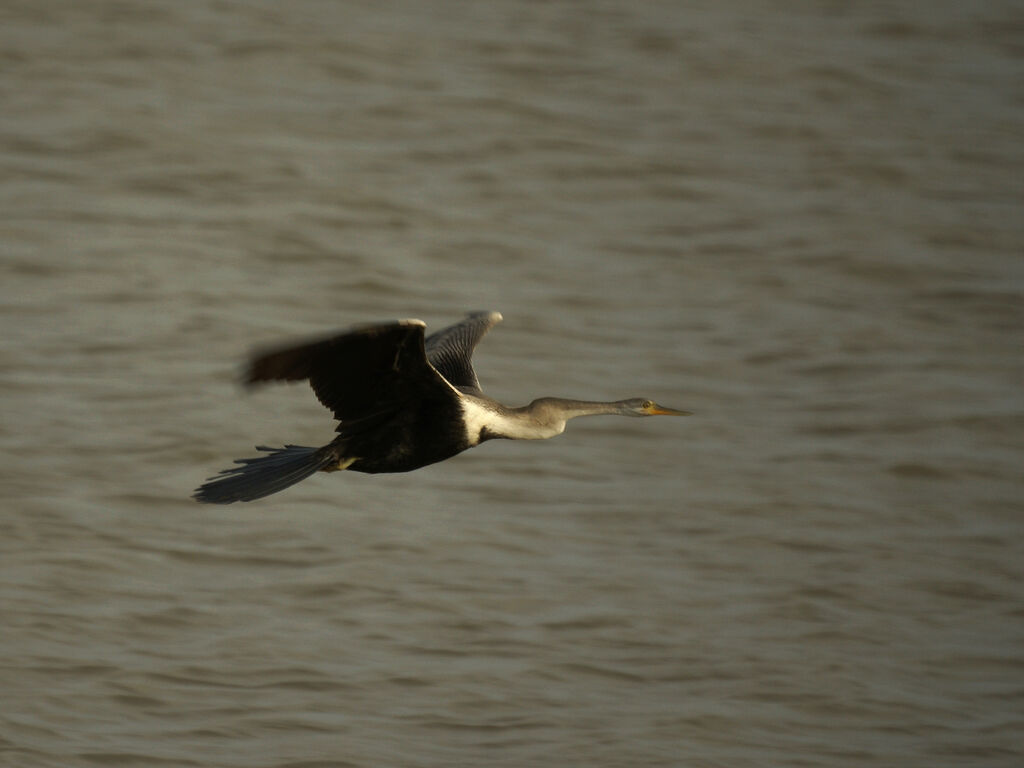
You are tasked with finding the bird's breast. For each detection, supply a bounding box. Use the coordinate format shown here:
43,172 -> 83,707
459,396 -> 498,445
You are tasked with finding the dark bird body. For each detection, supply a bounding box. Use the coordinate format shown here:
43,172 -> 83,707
193,311 -> 687,504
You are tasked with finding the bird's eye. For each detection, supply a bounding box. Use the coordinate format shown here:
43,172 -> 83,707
642,400 -> 654,409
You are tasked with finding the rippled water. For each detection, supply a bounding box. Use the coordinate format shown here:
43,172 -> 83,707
2,2 -> 1022,766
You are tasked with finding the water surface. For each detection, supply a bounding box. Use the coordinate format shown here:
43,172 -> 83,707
2,2 -> 1022,766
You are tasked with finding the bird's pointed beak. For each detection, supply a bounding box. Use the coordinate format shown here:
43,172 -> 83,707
646,403 -> 692,416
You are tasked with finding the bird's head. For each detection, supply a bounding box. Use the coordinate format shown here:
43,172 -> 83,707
618,398 -> 692,417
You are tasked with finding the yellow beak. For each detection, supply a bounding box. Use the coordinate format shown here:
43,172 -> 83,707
646,403 -> 691,416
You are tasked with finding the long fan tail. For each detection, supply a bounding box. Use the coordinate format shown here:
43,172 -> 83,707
193,444 -> 335,504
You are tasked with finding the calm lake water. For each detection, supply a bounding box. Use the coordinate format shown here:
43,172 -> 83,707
2,1 -> 1022,766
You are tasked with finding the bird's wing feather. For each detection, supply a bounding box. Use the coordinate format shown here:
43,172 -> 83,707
246,320 -> 450,422
424,311 -> 502,395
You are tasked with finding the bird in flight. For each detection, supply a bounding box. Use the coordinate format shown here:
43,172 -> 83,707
193,311 -> 688,503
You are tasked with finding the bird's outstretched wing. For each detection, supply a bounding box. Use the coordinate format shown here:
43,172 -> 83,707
245,319 -> 448,422
424,311 -> 502,395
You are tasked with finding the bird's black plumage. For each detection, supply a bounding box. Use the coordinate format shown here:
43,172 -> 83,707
246,320 -> 439,422
194,313 -> 499,503
423,310 -> 501,395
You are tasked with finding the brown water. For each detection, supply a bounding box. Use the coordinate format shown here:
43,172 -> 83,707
2,1 -> 1023,766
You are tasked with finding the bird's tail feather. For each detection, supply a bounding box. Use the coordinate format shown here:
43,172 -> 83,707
193,444 -> 335,504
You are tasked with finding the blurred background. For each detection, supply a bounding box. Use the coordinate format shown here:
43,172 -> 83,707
1,1 -> 1021,766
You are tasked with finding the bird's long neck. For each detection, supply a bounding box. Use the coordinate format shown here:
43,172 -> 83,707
462,396 -> 623,443
523,397 -> 623,423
